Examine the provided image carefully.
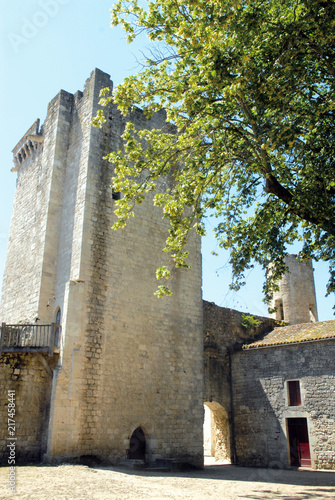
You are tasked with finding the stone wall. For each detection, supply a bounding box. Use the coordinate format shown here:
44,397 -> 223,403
52,69 -> 204,466
203,301 -> 276,406
0,135 -> 44,322
0,89 -> 76,324
203,301 -> 276,461
0,353 -> 57,464
231,340 -> 335,469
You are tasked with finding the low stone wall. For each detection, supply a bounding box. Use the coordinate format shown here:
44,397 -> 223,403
231,340 -> 335,469
0,353 -> 57,464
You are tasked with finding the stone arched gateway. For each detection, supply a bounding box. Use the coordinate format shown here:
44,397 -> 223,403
204,401 -> 231,462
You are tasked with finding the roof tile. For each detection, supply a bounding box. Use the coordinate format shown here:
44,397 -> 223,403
243,320 -> 335,349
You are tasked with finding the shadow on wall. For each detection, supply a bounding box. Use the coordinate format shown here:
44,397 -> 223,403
232,376 -> 289,468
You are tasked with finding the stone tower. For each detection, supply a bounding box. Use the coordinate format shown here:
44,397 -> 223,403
269,254 -> 318,325
0,69 -> 204,466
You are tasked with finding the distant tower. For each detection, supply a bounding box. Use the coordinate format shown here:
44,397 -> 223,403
269,254 -> 318,325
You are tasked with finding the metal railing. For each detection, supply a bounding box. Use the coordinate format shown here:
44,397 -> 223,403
0,323 -> 61,356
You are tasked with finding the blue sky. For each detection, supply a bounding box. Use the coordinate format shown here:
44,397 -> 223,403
0,0 -> 333,320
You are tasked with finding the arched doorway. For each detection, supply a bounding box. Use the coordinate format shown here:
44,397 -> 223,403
203,402 -> 231,463
128,427 -> 146,460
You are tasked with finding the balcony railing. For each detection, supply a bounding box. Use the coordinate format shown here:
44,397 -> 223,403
0,323 -> 61,356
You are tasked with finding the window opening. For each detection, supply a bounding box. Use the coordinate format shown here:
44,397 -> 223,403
54,308 -> 61,348
275,299 -> 284,321
112,190 -> 121,200
288,380 -> 301,406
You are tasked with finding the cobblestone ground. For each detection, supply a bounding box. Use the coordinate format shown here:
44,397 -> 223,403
0,463 -> 334,499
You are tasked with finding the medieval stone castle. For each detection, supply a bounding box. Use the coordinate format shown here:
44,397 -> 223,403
0,69 -> 334,470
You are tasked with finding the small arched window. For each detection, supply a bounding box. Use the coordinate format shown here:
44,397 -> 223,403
275,299 -> 284,321
54,308 -> 61,347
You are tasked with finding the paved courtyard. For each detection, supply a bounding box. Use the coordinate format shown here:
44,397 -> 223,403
1,462 -> 334,499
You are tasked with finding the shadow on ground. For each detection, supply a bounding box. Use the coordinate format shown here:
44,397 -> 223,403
24,461 -> 335,487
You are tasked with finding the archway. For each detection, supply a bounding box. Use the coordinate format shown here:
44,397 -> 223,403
128,427 -> 146,460
203,402 -> 231,463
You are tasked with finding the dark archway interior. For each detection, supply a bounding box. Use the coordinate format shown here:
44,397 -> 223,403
128,427 -> 146,460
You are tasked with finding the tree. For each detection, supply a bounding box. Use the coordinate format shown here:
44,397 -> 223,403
95,0 -> 335,304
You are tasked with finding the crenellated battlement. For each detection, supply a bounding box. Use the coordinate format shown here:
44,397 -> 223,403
12,119 -> 44,171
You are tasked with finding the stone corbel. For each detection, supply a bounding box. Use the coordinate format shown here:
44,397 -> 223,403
37,353 -> 53,378
26,134 -> 44,144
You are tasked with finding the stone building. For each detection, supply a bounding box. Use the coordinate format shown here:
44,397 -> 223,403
203,299 -> 335,470
0,69 -> 203,467
232,321 -> 335,470
0,68 -> 334,470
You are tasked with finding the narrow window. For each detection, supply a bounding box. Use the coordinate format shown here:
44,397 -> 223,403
112,190 -> 121,200
288,380 -> 301,406
275,298 -> 284,321
54,308 -> 61,348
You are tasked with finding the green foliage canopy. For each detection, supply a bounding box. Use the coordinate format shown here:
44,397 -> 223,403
98,0 -> 335,303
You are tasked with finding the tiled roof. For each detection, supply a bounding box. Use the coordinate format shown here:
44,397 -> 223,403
243,320 -> 335,349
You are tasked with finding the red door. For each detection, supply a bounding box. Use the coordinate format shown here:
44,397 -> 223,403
287,418 -> 311,467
